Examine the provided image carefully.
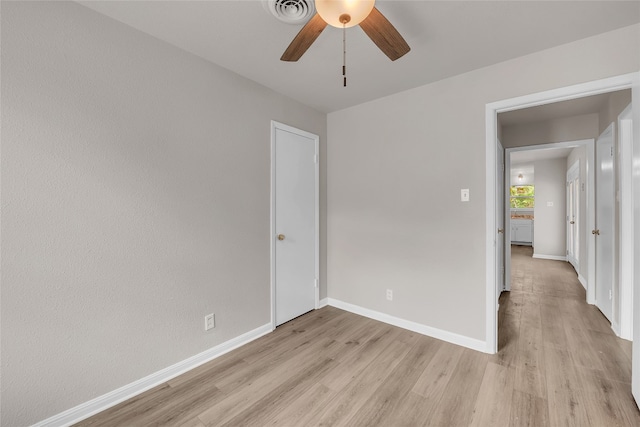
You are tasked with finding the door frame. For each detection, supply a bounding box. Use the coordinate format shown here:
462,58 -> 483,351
618,103 -> 633,340
484,72 -> 637,354
496,139 -> 505,303
503,139 -> 594,293
595,123 -> 616,324
566,160 -> 580,272
270,120 -> 320,330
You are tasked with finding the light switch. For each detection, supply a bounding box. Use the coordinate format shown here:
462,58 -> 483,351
461,189 -> 470,202
547,201 -> 553,207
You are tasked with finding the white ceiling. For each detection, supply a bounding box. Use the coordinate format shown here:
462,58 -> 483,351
79,0 -> 640,113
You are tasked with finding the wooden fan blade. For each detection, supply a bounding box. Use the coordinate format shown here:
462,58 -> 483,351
359,7 -> 410,61
281,14 -> 328,62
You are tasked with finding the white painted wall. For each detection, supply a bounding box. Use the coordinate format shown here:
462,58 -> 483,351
0,2 -> 326,425
533,158 -> 568,258
327,23 -> 639,342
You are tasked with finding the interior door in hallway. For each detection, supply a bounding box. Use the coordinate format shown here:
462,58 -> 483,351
566,161 -> 579,271
496,139 -> 505,299
595,123 -> 615,323
271,122 -> 318,326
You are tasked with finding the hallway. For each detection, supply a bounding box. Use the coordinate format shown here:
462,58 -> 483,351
499,245 -> 640,425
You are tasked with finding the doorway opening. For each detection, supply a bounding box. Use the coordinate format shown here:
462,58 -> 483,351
502,139 -> 593,298
484,73 -> 637,356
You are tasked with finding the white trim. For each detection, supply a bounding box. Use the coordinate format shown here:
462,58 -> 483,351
318,297 -> 329,308
618,103 -> 634,341
586,138 -> 596,305
630,71 -> 640,404
485,73 -> 637,356
270,121 -> 320,329
504,149 -> 512,292
612,319 -> 622,339
33,323 -> 272,427
327,298 -> 486,353
578,274 -> 588,290
532,253 -> 567,261
270,122 -> 277,330
485,103 -> 498,354
496,138 -> 506,299
566,160 -> 580,271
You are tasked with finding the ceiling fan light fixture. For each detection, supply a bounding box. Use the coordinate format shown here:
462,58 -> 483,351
315,0 -> 375,28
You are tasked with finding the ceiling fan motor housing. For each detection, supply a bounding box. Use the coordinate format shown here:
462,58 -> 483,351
264,0 -> 316,25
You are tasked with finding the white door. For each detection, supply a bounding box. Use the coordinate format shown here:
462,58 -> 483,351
595,124 -> 615,322
271,121 -> 318,327
566,161 -> 580,270
496,139 -> 505,302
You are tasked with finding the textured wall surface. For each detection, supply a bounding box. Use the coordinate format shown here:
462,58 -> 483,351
327,24 -> 639,341
0,2 -> 326,425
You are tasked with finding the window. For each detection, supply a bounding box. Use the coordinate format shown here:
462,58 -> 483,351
510,185 -> 535,208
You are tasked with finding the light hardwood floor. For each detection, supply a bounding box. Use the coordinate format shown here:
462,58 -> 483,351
77,246 -> 640,426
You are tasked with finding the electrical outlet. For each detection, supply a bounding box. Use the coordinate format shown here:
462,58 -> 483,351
386,289 -> 393,301
205,313 -> 215,331
461,189 -> 469,202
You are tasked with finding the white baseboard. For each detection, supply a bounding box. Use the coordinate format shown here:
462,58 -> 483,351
326,298 -> 487,353
612,320 -> 622,338
578,274 -> 587,290
318,297 -> 328,308
33,323 -> 272,427
532,253 -> 567,261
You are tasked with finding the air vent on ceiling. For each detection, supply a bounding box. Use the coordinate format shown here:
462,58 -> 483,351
263,0 -> 315,25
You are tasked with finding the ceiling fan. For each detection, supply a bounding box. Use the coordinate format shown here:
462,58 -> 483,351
280,0 -> 410,62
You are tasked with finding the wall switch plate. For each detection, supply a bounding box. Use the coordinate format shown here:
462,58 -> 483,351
547,201 -> 554,207
386,289 -> 393,301
461,189 -> 469,202
205,313 -> 215,331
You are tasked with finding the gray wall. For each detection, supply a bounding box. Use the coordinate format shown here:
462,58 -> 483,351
599,89 -> 633,134
0,2 -> 326,425
327,24 -> 639,341
502,113 -> 599,148
533,158 -> 568,258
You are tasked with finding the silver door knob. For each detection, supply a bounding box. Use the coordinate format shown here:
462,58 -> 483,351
277,234 -> 285,241
498,228 -> 504,234
592,229 -> 600,235
570,221 -> 575,224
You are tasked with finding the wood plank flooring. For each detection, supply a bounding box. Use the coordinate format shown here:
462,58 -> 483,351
76,246 -> 640,426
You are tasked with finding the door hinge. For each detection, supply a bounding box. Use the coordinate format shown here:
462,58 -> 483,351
314,278 -> 319,288
313,154 -> 318,163
610,146 -> 614,156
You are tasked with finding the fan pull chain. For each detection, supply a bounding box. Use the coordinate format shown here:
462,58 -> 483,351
342,22 -> 347,87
